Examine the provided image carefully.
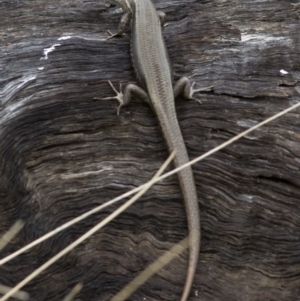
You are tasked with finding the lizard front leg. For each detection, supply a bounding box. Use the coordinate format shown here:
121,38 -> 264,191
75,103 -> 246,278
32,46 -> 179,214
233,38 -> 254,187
107,10 -> 132,39
95,81 -> 150,116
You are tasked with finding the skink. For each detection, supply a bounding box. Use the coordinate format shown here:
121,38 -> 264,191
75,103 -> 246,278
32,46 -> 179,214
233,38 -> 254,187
98,0 -> 212,299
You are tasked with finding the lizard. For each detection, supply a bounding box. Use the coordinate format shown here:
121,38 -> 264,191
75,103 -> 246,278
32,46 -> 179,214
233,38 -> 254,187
97,0 -> 212,300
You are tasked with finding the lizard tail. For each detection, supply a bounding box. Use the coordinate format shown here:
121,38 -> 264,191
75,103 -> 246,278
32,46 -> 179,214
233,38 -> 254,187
180,228 -> 201,301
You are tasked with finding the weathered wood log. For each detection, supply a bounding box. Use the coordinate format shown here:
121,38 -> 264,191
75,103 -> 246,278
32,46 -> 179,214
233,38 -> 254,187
1,1 -> 300,300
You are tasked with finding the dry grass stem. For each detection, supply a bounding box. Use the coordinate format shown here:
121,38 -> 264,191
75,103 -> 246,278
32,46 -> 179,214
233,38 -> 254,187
0,220 -> 24,251
0,152 -> 175,301
1,101 -> 300,301
1,101 -> 299,266
0,284 -> 29,301
62,283 -> 83,301
111,237 -> 189,301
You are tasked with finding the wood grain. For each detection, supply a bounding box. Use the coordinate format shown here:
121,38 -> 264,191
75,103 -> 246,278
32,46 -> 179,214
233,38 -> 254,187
1,1 -> 300,300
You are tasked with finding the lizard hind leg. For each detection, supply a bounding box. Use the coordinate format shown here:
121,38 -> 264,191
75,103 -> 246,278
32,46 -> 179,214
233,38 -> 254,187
173,76 -> 213,104
94,81 -> 127,116
157,11 -> 166,27
95,81 -> 150,116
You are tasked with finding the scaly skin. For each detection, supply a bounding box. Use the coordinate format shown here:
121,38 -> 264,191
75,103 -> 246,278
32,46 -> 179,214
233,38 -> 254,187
103,1 -> 202,300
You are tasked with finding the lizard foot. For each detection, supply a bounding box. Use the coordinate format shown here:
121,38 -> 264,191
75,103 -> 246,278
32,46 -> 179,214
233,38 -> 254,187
94,81 -> 124,116
189,82 -> 214,104
106,30 -> 125,40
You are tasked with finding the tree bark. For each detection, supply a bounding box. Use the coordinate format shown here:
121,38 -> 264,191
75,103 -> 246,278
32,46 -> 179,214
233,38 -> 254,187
0,1 -> 300,300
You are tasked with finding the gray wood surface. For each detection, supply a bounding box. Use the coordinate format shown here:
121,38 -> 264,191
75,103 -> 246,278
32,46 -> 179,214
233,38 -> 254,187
1,1 -> 300,300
